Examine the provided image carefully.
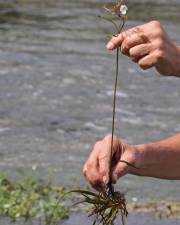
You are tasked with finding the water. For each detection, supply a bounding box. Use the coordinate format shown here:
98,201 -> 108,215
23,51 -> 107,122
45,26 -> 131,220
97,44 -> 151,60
1,213 -> 179,225
0,0 -> 179,202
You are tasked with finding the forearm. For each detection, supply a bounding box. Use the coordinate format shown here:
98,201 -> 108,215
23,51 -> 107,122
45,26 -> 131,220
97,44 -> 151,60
174,45 -> 180,77
131,133 -> 180,180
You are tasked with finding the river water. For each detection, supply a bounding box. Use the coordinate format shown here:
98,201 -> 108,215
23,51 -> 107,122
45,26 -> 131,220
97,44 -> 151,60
0,0 -> 179,203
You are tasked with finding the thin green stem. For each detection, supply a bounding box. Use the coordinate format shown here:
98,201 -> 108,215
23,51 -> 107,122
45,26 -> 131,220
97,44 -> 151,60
108,47 -> 119,195
108,17 -> 126,196
119,18 -> 125,33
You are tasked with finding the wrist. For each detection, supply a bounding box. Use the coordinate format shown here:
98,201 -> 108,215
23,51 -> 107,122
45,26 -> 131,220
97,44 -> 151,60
129,143 -> 155,176
135,144 -> 148,167
127,144 -> 147,175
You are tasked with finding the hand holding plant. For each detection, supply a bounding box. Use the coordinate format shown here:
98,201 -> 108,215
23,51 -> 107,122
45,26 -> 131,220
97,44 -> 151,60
107,20 -> 180,77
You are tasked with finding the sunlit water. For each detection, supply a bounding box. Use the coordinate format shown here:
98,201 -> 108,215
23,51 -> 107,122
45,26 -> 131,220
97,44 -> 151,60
0,0 -> 179,203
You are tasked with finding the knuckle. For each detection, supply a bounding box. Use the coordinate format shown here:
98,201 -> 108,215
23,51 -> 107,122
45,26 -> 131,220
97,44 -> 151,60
124,40 -> 131,50
104,135 -> 112,142
121,31 -> 127,39
150,21 -> 164,37
129,48 -> 136,57
150,20 -> 161,27
121,40 -> 130,54
129,49 -> 133,56
156,38 -> 164,49
155,50 -> 165,61
93,141 -> 102,150
155,30 -> 164,39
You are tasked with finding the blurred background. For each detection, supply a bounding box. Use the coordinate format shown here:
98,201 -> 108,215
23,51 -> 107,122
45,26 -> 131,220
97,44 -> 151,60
0,0 -> 179,210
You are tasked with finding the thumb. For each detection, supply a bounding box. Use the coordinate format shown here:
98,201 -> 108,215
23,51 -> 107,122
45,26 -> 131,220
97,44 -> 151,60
106,33 -> 124,50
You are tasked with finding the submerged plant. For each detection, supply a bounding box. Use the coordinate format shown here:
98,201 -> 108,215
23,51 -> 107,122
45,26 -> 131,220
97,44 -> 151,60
72,1 -> 138,225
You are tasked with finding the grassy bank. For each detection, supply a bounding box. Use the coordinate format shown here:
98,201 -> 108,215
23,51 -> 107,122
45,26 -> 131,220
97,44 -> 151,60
0,174 -> 70,225
0,173 -> 179,224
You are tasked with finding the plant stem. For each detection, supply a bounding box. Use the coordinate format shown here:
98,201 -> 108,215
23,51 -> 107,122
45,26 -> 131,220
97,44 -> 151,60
108,17 -> 126,196
108,47 -> 119,196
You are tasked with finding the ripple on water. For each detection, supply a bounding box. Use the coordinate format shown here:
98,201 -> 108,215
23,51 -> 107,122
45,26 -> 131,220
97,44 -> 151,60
84,122 -> 107,132
106,90 -> 128,98
0,127 -> 10,133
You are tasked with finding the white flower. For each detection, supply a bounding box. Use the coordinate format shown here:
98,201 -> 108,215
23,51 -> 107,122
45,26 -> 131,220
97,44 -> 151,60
120,4 -> 128,16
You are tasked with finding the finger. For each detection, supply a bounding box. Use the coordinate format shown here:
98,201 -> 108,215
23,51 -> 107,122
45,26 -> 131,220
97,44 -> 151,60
112,161 -> 129,184
98,136 -> 112,185
83,143 -> 106,191
84,161 -> 105,191
138,52 -> 159,70
106,26 -> 143,51
106,33 -> 124,50
129,43 -> 152,60
111,144 -> 128,184
121,34 -> 149,56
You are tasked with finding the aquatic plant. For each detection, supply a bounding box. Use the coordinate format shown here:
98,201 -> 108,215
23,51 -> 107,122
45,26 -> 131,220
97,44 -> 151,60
0,174 -> 70,225
72,1 -> 137,225
100,0 -> 128,197
72,189 -> 128,225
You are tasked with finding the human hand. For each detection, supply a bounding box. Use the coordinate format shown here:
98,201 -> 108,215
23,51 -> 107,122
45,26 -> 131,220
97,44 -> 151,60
83,135 -> 140,191
106,21 -> 180,77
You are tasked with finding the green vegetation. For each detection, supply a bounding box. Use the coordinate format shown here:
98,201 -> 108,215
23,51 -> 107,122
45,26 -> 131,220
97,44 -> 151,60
0,173 -> 179,225
0,174 -> 70,225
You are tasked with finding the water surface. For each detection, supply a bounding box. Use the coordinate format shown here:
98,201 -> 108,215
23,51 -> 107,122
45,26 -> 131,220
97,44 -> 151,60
0,0 -> 179,202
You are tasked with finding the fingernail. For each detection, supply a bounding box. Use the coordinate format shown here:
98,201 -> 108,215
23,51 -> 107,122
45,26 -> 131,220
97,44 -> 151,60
106,42 -> 115,50
112,173 -> 118,183
103,176 -> 109,185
